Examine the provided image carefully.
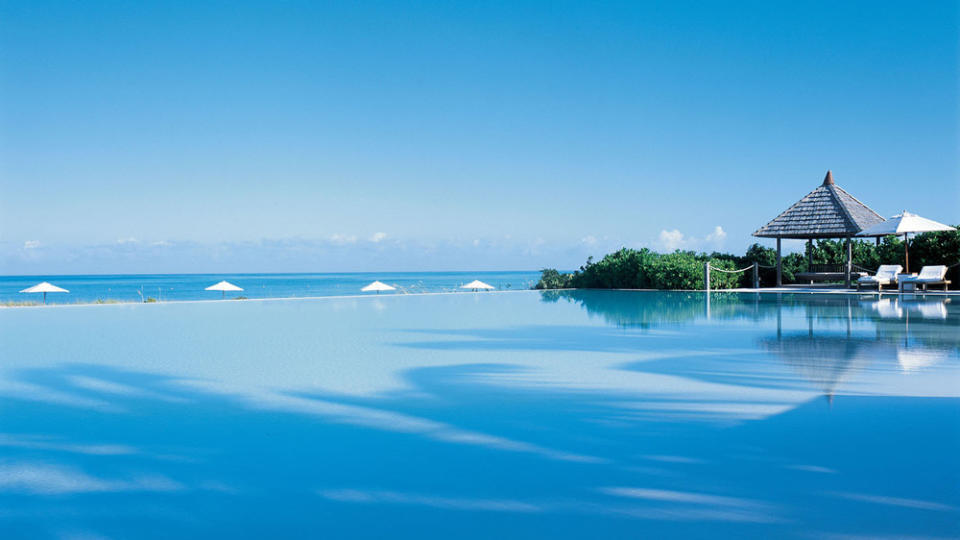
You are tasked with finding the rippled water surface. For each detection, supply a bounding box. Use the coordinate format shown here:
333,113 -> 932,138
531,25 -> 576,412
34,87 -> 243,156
1,291 -> 958,539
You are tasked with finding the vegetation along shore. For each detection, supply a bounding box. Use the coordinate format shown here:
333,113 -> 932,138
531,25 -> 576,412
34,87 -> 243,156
536,228 -> 960,290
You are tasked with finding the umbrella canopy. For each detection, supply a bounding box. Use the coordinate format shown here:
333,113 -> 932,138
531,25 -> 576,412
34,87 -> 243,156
205,280 -> 243,292
361,280 -> 396,293
20,282 -> 69,294
19,282 -> 69,305
856,211 -> 954,272
855,211 -> 954,237
205,280 -> 243,299
461,280 -> 494,290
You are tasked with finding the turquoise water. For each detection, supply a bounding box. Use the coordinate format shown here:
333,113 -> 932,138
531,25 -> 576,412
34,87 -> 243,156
0,271 -> 542,304
1,290 -> 958,538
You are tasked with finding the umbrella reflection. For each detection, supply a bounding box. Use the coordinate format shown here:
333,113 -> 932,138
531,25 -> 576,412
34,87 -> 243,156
896,348 -> 949,372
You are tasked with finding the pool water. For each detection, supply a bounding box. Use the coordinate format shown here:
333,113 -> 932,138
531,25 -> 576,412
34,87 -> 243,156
1,290 -> 958,539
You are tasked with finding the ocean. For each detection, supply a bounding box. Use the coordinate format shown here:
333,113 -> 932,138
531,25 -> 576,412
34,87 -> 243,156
0,271 -> 543,304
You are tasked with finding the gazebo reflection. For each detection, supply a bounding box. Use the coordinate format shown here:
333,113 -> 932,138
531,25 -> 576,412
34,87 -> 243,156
763,294 -> 955,401
761,335 -> 874,403
542,289 -> 957,403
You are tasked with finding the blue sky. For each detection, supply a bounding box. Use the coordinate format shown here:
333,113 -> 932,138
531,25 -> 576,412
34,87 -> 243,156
1,1 -> 957,274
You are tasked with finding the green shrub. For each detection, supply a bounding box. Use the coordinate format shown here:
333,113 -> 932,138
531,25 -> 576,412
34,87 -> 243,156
537,249 -> 741,291
535,269 -> 573,289
576,249 -> 652,288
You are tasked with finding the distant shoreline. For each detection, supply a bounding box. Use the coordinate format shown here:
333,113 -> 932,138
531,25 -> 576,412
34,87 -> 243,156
0,270 -> 545,279
0,288 -> 539,309
0,271 -> 545,306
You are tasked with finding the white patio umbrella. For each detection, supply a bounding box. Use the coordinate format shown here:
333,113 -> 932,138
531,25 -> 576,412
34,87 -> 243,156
361,280 -> 396,294
205,280 -> 243,299
19,282 -> 69,305
461,280 -> 495,291
856,211 -> 955,273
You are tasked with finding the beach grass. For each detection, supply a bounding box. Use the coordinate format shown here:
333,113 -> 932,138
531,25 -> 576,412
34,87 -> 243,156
1,300 -> 42,307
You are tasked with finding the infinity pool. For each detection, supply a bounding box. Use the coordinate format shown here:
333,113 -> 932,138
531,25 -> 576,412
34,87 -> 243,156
1,291 -> 958,539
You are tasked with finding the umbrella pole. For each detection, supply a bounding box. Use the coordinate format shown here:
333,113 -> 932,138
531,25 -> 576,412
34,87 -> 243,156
222,290 -> 225,300
904,233 -> 909,273
43,292 -> 47,305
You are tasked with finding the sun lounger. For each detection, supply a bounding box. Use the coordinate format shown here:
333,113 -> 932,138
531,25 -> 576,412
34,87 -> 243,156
899,265 -> 951,292
856,264 -> 903,291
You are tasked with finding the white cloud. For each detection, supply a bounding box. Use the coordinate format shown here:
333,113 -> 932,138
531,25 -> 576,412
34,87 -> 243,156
175,379 -> 600,463
115,237 -> 137,245
0,379 -> 115,411
67,375 -> 187,403
786,464 -> 836,474
0,463 -> 183,494
705,226 -> 727,247
369,232 -> 387,243
23,240 -> 40,249
580,236 -> 597,246
658,229 -> 686,251
658,226 -> 728,252
0,434 -> 137,456
327,234 -> 357,245
57,531 -> 112,540
827,491 -> 956,511
319,489 -> 542,513
600,487 -> 760,508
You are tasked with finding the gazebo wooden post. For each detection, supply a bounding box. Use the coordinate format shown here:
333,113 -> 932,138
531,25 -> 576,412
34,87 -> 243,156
806,239 -> 813,270
844,236 -> 852,288
776,237 -> 782,287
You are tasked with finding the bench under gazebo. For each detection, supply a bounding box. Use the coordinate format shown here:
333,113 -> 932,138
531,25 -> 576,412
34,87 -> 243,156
753,171 -> 886,288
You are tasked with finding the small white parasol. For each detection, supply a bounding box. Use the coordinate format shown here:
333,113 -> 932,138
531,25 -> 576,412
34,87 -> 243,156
19,282 -> 69,305
205,280 -> 244,299
460,280 -> 495,291
856,211 -> 954,273
361,281 -> 396,294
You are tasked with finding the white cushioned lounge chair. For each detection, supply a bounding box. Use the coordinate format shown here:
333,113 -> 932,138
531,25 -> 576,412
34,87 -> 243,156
857,264 -> 903,291
899,265 -> 951,292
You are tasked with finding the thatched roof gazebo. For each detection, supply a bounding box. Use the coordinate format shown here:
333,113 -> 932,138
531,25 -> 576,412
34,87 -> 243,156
754,171 -> 885,287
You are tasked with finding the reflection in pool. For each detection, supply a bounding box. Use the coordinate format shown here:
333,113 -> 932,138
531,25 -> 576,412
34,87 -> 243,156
1,291 -> 957,538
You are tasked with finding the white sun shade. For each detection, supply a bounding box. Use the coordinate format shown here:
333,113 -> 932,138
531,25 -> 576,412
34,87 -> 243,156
856,211 -> 954,237
20,282 -> 69,294
205,280 -> 244,292
361,281 -> 396,292
460,280 -> 495,290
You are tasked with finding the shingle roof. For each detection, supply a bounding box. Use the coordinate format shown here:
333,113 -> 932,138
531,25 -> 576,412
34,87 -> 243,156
753,171 -> 885,239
